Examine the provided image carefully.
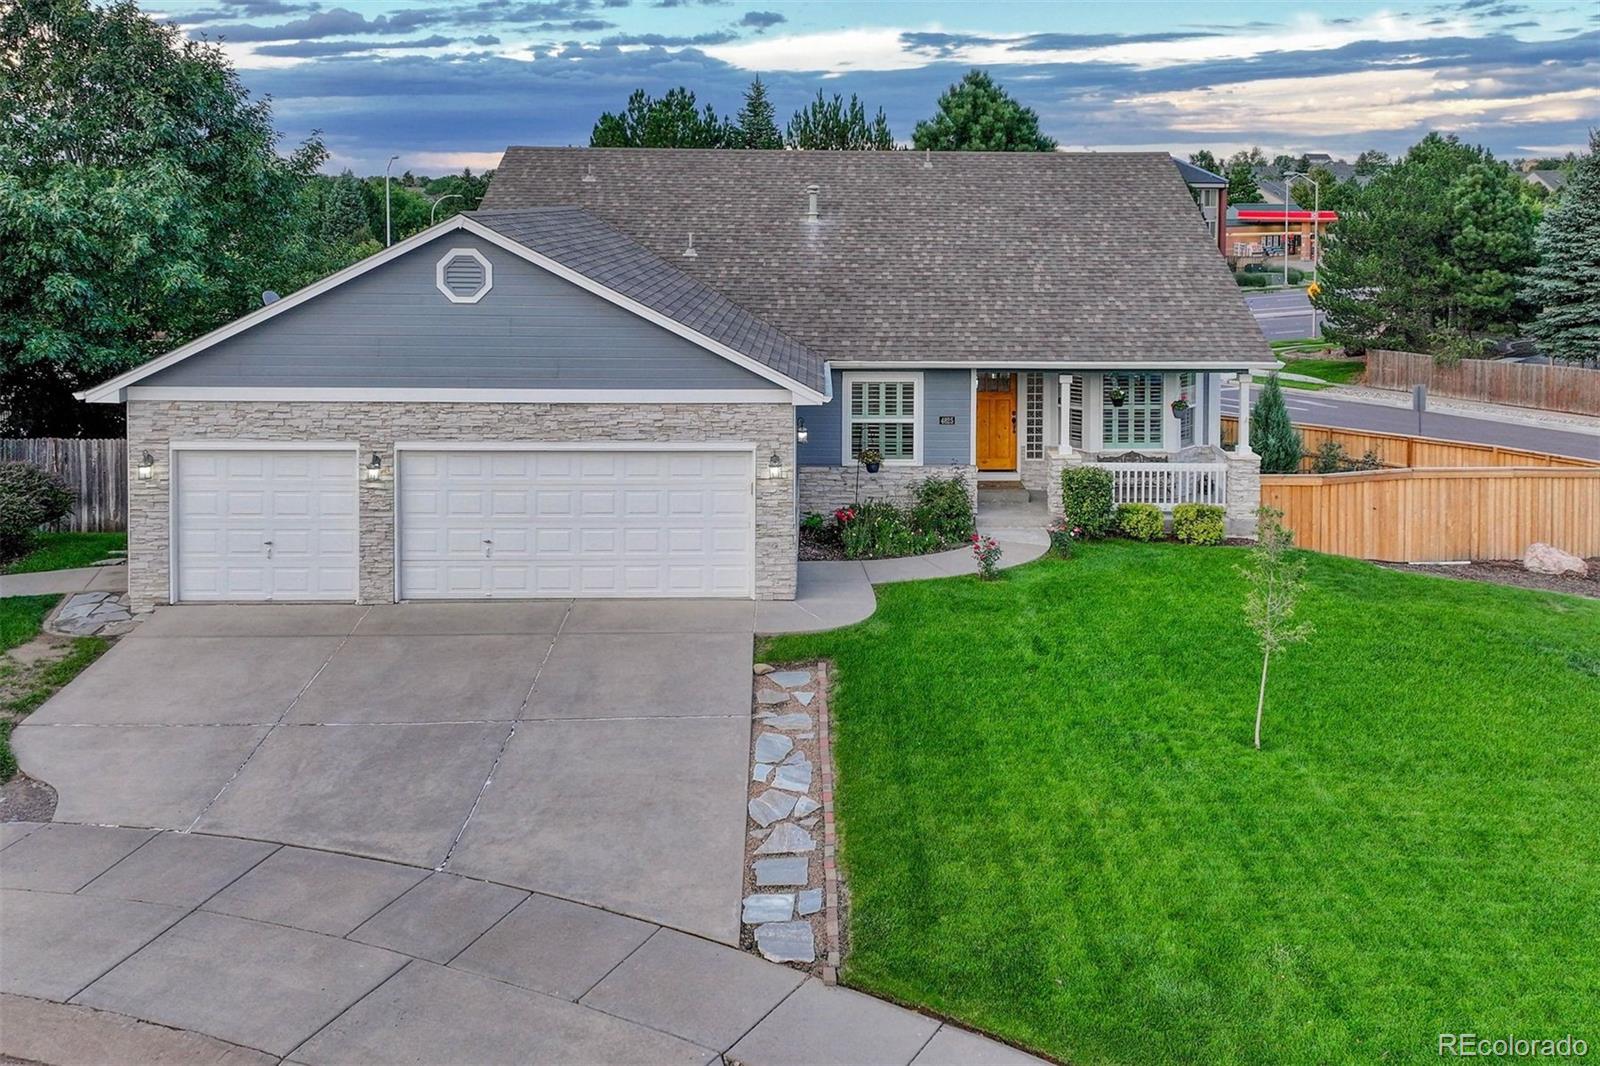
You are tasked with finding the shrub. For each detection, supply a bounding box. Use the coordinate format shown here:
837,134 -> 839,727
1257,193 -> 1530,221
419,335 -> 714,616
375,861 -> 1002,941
0,462 -> 73,563
839,501 -> 940,560
1250,375 -> 1304,474
1173,503 -> 1225,545
1311,440 -> 1349,474
1047,518 -> 1081,558
970,533 -> 1002,580
1235,272 -> 1271,288
1116,503 -> 1164,542
911,476 -> 975,543
1061,466 -> 1115,538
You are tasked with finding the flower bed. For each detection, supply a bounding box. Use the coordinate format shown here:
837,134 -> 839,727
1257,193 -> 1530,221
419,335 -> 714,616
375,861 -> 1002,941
799,476 -> 975,561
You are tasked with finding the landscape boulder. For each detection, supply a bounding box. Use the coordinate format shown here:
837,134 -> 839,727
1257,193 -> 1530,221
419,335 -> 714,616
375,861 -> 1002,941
1521,542 -> 1589,577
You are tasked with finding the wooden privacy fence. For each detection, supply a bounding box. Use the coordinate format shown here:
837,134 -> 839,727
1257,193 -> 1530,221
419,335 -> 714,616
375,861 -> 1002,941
1260,467 -> 1600,562
1220,416 -> 1599,470
1366,350 -> 1600,417
0,438 -> 127,532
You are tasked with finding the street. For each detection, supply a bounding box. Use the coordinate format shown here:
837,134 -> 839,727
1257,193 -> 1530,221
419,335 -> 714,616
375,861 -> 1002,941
1222,385 -> 1600,461
1245,290 -> 1324,341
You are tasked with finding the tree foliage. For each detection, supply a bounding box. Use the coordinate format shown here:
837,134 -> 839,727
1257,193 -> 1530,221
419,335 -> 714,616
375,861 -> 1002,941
910,69 -> 1056,152
590,87 -> 734,148
1314,133 -> 1536,354
786,90 -> 894,150
1225,160 -> 1264,204
1188,150 -> 1221,176
0,0 -> 333,436
734,76 -> 782,149
1250,375 -> 1303,474
1523,130 -> 1600,365
1237,507 -> 1313,751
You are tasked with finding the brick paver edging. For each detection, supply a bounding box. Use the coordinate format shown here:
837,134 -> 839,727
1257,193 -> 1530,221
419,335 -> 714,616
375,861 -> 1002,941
815,660 -> 842,985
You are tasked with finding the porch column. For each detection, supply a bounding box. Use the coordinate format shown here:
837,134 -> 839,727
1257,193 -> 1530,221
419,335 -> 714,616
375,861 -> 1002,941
1235,371 -> 1254,454
1058,375 -> 1074,450
1161,372 -> 1181,451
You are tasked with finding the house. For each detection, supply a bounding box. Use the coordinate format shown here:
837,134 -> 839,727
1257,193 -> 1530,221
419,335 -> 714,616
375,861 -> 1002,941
1524,170 -> 1567,195
1172,157 -> 1229,254
81,149 -> 1273,609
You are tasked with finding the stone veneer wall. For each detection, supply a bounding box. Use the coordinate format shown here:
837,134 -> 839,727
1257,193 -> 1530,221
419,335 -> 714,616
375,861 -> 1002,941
797,464 -> 977,518
1019,457 -> 1050,496
126,400 -> 797,609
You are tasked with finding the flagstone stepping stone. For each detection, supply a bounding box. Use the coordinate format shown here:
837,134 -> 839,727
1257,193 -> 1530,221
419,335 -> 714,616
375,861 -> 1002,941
794,796 -> 820,818
754,663 -> 774,675
742,893 -> 795,924
752,763 -> 774,784
771,761 -> 812,793
755,921 -> 815,963
770,670 -> 812,688
755,823 -> 815,855
797,816 -> 818,829
753,733 -> 793,763
792,691 -> 815,706
748,789 -> 798,827
756,690 -> 791,706
797,889 -> 823,917
781,749 -> 805,764
759,713 -> 812,730
753,857 -> 809,886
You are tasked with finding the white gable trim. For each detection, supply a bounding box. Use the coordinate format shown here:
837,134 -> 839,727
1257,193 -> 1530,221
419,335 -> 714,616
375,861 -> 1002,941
78,215 -> 827,405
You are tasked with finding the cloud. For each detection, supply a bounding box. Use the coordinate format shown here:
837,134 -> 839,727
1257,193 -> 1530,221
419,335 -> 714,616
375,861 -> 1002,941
599,30 -> 738,46
471,34 -> 502,45
205,7 -> 445,41
739,10 -> 785,31
255,35 -> 458,57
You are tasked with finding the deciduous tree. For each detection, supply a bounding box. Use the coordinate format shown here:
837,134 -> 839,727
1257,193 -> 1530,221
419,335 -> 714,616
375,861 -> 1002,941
911,69 -> 1056,152
1238,507 -> 1314,751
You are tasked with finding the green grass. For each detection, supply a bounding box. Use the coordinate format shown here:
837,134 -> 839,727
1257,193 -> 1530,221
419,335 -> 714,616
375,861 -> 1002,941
760,543 -> 1600,1065
2,532 -> 126,574
0,594 -> 110,780
1282,358 -> 1366,385
0,596 -> 60,653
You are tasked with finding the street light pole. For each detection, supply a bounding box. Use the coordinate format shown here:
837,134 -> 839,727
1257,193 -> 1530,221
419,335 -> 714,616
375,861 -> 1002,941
384,153 -> 400,246
430,194 -> 462,226
1284,171 -> 1320,337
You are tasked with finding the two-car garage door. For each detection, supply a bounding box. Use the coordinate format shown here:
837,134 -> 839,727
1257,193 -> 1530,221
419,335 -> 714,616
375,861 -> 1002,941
171,445 -> 756,602
397,448 -> 754,599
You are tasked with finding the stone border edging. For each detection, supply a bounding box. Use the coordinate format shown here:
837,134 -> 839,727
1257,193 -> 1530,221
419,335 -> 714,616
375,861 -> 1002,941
817,660 -> 842,985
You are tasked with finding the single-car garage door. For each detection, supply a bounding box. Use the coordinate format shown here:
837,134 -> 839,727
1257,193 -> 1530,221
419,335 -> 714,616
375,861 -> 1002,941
398,447 -> 754,599
173,448 -> 359,602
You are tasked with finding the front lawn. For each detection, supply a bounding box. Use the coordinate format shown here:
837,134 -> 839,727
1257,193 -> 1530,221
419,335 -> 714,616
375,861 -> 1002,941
0,595 -> 110,780
760,542 -> 1600,1064
1281,357 -> 1365,386
2,532 -> 126,574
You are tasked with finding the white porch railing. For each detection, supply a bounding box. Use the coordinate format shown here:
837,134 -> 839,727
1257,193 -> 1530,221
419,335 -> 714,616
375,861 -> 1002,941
1096,462 -> 1227,508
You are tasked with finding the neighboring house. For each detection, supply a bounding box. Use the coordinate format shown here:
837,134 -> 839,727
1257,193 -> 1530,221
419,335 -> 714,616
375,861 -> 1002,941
1524,170 -> 1567,195
1172,157 -> 1229,254
82,149 -> 1272,610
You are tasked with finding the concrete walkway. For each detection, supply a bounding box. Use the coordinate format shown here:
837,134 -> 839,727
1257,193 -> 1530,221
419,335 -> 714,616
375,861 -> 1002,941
1,824 -> 1041,1065
0,564 -> 126,598
756,501 -> 1051,635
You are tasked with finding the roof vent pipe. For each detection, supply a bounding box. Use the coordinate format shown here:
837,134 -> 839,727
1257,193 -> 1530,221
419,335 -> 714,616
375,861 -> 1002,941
923,149 -> 932,170
682,232 -> 698,258
582,163 -> 597,183
804,183 -> 819,221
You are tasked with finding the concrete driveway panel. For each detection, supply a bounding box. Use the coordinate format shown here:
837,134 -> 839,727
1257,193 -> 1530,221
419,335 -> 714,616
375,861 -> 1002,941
292,960 -> 716,1066
0,821 -> 44,851
563,599 -> 754,634
728,979 -> 943,1066
80,833 -> 278,908
128,605 -> 368,639
73,911 -> 407,1058
355,600 -> 568,635
348,872 -> 527,964
0,824 -> 155,893
912,1024 -> 1049,1065
449,892 -> 655,1000
0,995 -> 277,1066
27,637 -> 341,725
525,632 -> 752,719
14,724 -> 272,829
448,715 -> 748,944
195,722 -> 509,867
288,635 -> 545,723
0,889 -> 184,1001
201,847 -> 425,936
582,927 -> 806,1052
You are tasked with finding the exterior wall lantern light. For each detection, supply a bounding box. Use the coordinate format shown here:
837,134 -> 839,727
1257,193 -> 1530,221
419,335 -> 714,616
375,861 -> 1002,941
366,452 -> 383,481
766,452 -> 784,478
796,417 -> 809,444
137,451 -> 155,480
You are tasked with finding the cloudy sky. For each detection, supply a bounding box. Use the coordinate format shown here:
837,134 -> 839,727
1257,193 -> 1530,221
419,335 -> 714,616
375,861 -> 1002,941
146,0 -> 1599,174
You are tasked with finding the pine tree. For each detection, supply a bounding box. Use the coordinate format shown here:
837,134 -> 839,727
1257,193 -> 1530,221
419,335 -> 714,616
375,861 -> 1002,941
589,88 -> 733,148
911,69 -> 1055,152
735,77 -> 781,149
1523,130 -> 1600,365
785,91 -> 894,150
1443,162 -> 1537,334
1250,376 -> 1303,474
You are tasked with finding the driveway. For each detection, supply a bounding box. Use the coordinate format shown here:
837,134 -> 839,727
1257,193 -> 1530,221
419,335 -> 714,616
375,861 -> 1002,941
14,599 -> 755,944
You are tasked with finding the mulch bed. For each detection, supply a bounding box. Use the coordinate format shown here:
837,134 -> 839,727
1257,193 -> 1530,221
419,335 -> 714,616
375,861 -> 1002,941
1377,559 -> 1600,599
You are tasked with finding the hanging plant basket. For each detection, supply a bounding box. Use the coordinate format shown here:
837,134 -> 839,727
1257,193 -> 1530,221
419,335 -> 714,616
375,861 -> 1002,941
860,448 -> 883,474
1170,398 -> 1191,414
1107,387 -> 1128,408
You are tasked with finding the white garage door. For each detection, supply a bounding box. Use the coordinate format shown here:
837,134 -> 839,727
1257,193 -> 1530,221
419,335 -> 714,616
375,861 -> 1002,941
398,448 -> 754,599
173,449 -> 359,602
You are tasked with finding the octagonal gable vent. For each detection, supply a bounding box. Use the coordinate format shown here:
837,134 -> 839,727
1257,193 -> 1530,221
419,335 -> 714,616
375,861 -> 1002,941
436,248 -> 492,304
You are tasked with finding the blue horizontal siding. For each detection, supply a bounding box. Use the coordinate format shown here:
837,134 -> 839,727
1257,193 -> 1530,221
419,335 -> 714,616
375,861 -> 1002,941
146,232 -> 769,390
797,369 -> 971,467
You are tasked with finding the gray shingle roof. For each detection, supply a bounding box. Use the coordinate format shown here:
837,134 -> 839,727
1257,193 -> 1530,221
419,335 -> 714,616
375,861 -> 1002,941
482,148 -> 1269,367
468,206 -> 827,394
1172,157 -> 1226,186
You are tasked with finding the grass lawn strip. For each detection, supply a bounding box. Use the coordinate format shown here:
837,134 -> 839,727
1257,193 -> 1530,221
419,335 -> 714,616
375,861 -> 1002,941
1281,358 -> 1366,386
0,594 -> 111,781
2,532 -> 127,575
760,542 -> 1600,1064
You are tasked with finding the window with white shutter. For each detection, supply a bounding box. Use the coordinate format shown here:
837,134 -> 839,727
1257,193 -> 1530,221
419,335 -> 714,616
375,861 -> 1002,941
843,374 -> 921,464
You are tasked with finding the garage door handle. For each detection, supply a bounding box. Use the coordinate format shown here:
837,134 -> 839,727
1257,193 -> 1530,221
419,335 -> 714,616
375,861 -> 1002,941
263,539 -> 274,559
483,538 -> 493,559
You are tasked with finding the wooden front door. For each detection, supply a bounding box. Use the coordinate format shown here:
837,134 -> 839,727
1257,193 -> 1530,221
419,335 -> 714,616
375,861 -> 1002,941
976,372 -> 1017,472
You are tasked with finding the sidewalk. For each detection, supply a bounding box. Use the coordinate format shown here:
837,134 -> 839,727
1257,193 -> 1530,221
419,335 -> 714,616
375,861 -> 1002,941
0,565 -> 127,599
1323,383 -> 1600,434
